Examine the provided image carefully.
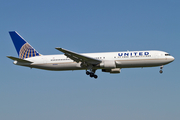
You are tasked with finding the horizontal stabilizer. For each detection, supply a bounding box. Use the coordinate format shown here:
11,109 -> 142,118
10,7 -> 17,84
7,56 -> 33,63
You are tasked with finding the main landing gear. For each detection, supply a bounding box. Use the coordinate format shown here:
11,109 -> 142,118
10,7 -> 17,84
159,65 -> 163,74
86,71 -> 98,79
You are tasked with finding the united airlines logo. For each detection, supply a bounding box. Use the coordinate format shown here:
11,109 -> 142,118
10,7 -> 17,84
118,52 -> 150,57
19,43 -> 41,59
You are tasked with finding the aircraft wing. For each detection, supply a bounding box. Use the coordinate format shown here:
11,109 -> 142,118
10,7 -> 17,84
55,48 -> 102,65
7,56 -> 33,63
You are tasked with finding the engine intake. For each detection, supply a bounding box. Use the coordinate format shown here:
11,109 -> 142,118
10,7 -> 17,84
100,60 -> 116,68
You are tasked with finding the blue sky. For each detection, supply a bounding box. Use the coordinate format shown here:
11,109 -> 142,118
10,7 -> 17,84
0,0 -> 180,120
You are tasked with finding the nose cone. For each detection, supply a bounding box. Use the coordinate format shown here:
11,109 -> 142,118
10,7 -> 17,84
169,56 -> 175,62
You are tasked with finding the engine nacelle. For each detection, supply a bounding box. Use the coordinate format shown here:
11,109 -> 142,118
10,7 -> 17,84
102,68 -> 121,74
100,60 -> 116,68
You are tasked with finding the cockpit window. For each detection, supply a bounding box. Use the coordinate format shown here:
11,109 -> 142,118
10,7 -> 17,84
165,54 -> 170,56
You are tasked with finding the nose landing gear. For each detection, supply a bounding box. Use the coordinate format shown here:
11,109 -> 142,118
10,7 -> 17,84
159,65 -> 163,74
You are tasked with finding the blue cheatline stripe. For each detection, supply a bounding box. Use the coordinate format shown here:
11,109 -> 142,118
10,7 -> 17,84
9,31 -> 41,59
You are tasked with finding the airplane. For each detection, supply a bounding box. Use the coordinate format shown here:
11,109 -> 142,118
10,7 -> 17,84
7,31 -> 174,79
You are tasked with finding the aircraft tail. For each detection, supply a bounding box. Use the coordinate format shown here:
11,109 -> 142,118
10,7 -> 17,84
9,31 -> 41,59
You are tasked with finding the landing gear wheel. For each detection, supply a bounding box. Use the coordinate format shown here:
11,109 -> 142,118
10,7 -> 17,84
86,71 -> 90,75
94,75 -> 98,79
85,70 -> 98,79
159,65 -> 163,74
159,70 -> 163,74
90,73 -> 94,78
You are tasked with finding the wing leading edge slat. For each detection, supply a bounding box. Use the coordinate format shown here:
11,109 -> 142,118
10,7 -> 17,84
55,48 -> 101,65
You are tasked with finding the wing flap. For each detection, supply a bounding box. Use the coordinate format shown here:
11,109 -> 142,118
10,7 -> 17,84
7,56 -> 33,63
55,48 -> 101,64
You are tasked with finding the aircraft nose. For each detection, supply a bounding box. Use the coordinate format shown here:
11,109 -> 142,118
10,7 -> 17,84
169,56 -> 175,62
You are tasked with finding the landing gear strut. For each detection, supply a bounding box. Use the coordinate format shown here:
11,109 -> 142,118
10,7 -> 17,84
86,70 -> 98,79
159,65 -> 163,74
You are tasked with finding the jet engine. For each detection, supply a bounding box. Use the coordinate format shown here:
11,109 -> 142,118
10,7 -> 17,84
100,60 -> 116,68
102,68 -> 121,73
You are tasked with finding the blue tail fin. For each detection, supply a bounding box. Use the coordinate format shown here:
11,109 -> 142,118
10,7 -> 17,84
9,31 -> 41,59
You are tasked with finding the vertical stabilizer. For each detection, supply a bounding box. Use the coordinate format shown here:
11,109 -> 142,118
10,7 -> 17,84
9,31 -> 41,59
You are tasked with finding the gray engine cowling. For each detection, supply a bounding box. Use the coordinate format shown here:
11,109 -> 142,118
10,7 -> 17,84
102,68 -> 120,73
100,60 -> 116,68
100,60 -> 120,73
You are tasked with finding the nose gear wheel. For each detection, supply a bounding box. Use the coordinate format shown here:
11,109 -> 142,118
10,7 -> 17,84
159,65 -> 163,74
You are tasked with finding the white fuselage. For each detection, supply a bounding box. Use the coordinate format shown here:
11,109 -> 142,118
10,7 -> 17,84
14,50 -> 174,71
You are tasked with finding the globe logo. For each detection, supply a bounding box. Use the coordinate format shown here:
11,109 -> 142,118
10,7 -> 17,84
19,43 -> 41,59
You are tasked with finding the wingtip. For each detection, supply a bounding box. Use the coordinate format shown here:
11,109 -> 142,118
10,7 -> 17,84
55,47 -> 63,50
6,56 -> 13,58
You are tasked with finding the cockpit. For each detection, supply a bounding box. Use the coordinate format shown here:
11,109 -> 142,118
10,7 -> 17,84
165,54 -> 171,56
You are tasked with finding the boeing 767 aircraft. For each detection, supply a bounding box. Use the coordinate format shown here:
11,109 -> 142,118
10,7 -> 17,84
7,31 -> 174,79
